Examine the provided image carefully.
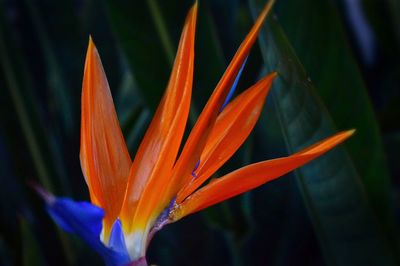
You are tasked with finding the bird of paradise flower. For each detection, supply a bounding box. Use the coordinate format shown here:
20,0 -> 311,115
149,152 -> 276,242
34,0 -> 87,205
35,1 -> 354,265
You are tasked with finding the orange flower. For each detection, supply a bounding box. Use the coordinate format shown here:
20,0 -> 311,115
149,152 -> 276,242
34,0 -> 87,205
41,1 -> 354,265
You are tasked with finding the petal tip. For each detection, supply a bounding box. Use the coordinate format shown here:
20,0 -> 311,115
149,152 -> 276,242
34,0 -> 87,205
259,71 -> 278,88
88,35 -> 94,49
264,0 -> 276,12
345,129 -> 356,138
29,181 -> 55,205
85,35 -> 97,65
193,0 -> 198,9
190,0 -> 198,19
348,128 -> 356,135
258,0 -> 276,24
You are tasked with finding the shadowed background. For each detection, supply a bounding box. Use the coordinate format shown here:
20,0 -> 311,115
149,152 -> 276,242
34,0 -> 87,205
0,0 -> 399,265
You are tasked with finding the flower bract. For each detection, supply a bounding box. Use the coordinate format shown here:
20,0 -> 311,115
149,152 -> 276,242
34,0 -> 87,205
38,1 -> 355,265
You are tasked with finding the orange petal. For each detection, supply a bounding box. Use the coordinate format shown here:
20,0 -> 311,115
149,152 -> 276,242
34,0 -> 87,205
176,72 -> 277,203
120,3 -> 197,233
80,37 -> 132,238
165,0 -> 276,201
171,130 -> 355,220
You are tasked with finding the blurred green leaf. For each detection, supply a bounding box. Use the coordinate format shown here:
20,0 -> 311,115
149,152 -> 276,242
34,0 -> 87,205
116,63 -> 143,121
384,132 -> 400,180
104,0 -> 183,110
358,0 -> 400,131
0,11 -> 53,193
0,237 -> 12,266
20,218 -> 46,266
124,107 -> 151,153
147,0 -> 175,64
270,0 -> 396,236
0,5 -> 75,263
362,0 -> 400,52
116,64 -> 150,152
250,1 -> 397,263
194,1 -> 226,98
25,0 -> 75,134
0,4 -> 72,195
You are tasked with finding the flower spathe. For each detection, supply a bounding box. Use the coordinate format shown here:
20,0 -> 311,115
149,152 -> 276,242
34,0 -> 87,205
39,0 -> 355,265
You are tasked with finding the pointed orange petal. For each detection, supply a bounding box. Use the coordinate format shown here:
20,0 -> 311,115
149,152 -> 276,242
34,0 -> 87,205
176,72 -> 277,203
171,130 -> 355,220
80,37 -> 132,238
165,0 -> 276,201
120,3 -> 197,233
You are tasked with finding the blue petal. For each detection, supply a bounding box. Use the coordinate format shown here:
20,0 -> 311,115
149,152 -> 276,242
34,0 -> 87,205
191,160 -> 200,179
46,197 -> 130,266
109,219 -> 128,256
47,199 -> 104,236
221,56 -> 248,111
192,160 -> 200,172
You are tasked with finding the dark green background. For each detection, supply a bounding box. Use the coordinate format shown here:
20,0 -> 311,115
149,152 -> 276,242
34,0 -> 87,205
0,0 -> 399,265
